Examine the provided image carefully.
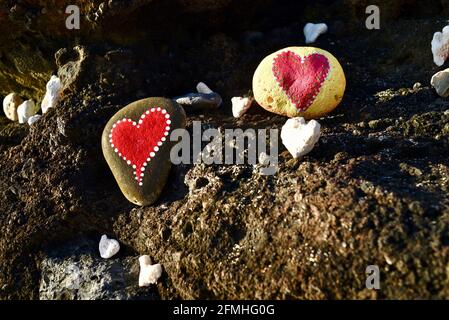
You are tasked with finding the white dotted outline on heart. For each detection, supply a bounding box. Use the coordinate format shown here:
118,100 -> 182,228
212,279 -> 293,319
272,50 -> 331,112
109,107 -> 171,187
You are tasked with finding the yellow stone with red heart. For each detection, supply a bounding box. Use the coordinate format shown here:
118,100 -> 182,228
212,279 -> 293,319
252,47 -> 346,119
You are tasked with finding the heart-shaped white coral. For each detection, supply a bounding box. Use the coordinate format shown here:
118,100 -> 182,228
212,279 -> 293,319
138,255 -> 163,287
99,234 -> 120,259
281,117 -> 321,159
303,23 -> 328,44
432,25 -> 449,66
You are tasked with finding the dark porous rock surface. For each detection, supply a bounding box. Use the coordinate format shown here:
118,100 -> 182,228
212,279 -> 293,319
39,237 -> 158,300
0,1 -> 449,299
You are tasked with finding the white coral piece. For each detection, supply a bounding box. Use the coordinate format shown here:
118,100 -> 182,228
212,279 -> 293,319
17,100 -> 37,124
28,114 -> 42,126
232,96 -> 253,118
303,23 -> 328,44
138,255 -> 162,287
431,68 -> 449,97
41,75 -> 62,113
196,82 -> 213,94
281,117 -> 321,159
432,25 -> 449,66
98,235 -> 120,259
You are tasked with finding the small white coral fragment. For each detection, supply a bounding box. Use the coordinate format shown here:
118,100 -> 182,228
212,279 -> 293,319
232,96 -> 253,118
3,93 -> 23,121
98,234 -> 120,259
432,25 -> 449,66
17,100 -> 37,124
431,68 -> 449,97
138,255 -> 162,287
28,114 -> 42,126
281,117 -> 321,159
303,23 -> 328,44
41,75 -> 62,113
196,82 -> 213,94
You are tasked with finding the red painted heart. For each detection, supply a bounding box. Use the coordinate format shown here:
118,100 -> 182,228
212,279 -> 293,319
109,107 -> 171,186
272,51 -> 330,112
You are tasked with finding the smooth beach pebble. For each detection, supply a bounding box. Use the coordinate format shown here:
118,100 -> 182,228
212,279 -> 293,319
2,93 -> 23,121
102,97 -> 186,206
252,47 -> 346,119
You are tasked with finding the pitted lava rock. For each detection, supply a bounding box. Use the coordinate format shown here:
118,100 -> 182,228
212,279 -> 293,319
0,1 -> 449,299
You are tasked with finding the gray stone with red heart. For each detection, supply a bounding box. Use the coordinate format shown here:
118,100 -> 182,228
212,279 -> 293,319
102,97 -> 186,206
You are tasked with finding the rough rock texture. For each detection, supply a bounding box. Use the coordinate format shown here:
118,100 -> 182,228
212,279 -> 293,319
0,1 -> 449,299
39,237 -> 157,300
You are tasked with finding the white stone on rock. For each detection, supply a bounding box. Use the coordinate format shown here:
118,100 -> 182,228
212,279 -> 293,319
303,23 -> 328,44
232,96 -> 253,118
41,75 -> 62,113
17,100 -> 37,124
432,25 -> 449,66
431,68 -> 449,97
99,235 -> 120,259
28,114 -> 42,126
2,92 -> 23,121
196,82 -> 213,94
138,255 -> 162,287
281,117 -> 321,159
